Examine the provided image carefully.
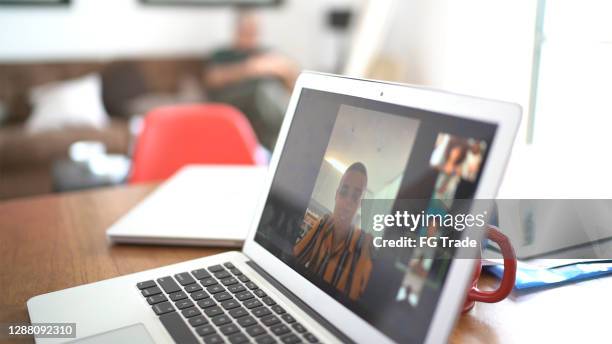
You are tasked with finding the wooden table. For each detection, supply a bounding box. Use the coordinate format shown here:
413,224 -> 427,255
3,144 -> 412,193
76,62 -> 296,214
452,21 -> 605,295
1,185 -> 610,343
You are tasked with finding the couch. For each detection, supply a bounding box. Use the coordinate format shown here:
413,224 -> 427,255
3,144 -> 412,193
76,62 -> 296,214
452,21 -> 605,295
0,57 -> 206,200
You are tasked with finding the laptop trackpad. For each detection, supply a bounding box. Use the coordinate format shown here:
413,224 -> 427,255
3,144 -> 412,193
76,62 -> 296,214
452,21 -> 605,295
69,323 -> 154,344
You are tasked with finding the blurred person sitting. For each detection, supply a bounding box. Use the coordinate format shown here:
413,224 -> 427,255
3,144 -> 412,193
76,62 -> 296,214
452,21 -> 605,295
204,9 -> 298,150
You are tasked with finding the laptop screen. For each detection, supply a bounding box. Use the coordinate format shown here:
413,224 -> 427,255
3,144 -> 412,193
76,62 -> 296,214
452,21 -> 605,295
255,88 -> 497,342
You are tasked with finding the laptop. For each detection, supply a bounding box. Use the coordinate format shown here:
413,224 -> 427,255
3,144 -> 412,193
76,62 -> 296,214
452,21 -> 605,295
106,165 -> 267,247
27,72 -> 521,344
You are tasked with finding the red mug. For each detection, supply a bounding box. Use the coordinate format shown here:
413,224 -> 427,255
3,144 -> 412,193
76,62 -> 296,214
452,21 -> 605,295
462,225 -> 517,313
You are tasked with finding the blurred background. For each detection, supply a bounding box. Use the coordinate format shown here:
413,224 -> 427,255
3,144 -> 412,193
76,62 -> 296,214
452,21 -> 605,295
0,0 -> 610,201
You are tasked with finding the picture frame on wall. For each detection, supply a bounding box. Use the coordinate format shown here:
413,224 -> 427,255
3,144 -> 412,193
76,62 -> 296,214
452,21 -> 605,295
140,0 -> 281,6
0,0 -> 69,5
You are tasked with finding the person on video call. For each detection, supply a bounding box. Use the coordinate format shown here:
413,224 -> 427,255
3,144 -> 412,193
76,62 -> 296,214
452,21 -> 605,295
203,9 -> 298,149
433,138 -> 469,203
294,162 -> 373,301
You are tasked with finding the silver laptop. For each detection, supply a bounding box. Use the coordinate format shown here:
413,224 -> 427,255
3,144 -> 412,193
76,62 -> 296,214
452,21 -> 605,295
106,165 -> 267,247
27,72 -> 521,344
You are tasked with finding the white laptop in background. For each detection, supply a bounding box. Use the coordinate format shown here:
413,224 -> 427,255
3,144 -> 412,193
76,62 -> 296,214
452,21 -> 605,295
107,165 -> 267,247
28,72 -> 520,344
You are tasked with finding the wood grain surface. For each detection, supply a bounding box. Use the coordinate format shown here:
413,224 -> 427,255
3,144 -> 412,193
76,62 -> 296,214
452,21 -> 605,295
0,184 -> 609,343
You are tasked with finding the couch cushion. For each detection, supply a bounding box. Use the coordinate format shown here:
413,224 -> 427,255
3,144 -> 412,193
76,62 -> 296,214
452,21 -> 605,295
26,73 -> 110,133
0,119 -> 130,168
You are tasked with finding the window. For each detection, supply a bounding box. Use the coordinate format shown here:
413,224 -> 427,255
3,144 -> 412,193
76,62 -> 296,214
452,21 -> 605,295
528,0 -> 612,144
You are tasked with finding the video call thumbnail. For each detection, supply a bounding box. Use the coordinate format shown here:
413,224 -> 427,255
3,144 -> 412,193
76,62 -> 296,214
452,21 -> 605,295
393,133 -> 488,307
430,133 -> 488,209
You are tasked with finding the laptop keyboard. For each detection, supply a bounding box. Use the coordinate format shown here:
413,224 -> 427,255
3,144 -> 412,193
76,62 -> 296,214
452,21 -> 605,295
137,262 -> 320,344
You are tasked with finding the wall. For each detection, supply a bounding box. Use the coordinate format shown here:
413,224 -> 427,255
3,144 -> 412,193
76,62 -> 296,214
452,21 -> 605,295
380,0 -> 610,198
0,0 -> 359,69
441,0 -> 536,141
378,0 -> 535,138
377,0 -> 450,86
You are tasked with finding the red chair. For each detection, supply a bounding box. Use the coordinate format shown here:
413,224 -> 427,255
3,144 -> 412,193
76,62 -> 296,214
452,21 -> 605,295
129,104 -> 258,184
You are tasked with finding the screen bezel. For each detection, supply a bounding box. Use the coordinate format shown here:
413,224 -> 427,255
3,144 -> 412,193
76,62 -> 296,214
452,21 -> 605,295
242,72 -> 521,343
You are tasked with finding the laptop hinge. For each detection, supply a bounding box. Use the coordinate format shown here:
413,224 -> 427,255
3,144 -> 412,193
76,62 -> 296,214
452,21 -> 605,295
245,260 -> 354,344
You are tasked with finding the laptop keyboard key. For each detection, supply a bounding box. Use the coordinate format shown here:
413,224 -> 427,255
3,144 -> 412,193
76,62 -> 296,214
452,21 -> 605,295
244,298 -> 262,309
196,325 -> 216,337
281,314 -> 296,323
222,277 -> 238,286
237,315 -> 257,327
280,334 -> 301,344
256,335 -> 277,344
220,323 -> 240,335
262,297 -> 276,306
169,291 -> 188,301
146,294 -> 167,305
245,281 -> 258,290
142,286 -> 162,297
229,307 -> 249,319
214,292 -> 232,302
204,306 -> 224,317
228,284 -> 246,294
215,271 -> 231,279
203,334 -> 224,344
185,284 -> 203,293
228,332 -> 249,344
188,315 -> 208,327
182,307 -> 201,318
236,291 -> 255,302
254,289 -> 267,298
198,299 -> 216,309
159,311 -> 199,344
191,290 -> 209,301
157,276 -> 181,294
221,299 -> 241,310
175,272 -> 196,286
252,307 -> 272,318
303,332 -> 318,343
207,284 -> 225,294
211,314 -> 231,326
292,323 -> 306,333
271,305 -> 285,314
223,262 -> 235,269
153,301 -> 175,315
261,315 -> 280,326
238,275 -> 250,283
270,324 -> 290,336
213,269 -> 231,279
201,277 -> 218,287
207,265 -> 224,273
246,324 -> 267,337
192,268 -> 212,280
175,299 -> 194,310
230,268 -> 242,276
137,280 -> 156,290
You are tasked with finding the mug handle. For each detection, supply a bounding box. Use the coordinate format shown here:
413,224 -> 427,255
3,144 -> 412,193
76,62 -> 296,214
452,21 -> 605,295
468,225 -> 517,303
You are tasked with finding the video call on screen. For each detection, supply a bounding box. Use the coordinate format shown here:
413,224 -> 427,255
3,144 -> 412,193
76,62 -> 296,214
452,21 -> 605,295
255,89 -> 497,343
